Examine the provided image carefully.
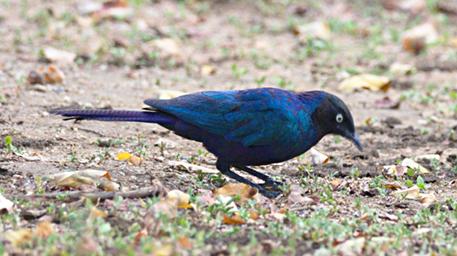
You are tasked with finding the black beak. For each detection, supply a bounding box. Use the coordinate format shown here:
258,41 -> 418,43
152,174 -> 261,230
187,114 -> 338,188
342,131 -> 363,151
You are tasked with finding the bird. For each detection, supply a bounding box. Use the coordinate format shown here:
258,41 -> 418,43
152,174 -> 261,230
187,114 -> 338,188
51,87 -> 362,198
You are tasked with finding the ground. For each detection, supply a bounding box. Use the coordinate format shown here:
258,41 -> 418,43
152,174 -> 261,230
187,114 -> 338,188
1,0 -> 457,255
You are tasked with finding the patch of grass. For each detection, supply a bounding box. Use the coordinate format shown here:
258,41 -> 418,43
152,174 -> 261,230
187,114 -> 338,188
295,38 -> 334,60
231,64 -> 249,79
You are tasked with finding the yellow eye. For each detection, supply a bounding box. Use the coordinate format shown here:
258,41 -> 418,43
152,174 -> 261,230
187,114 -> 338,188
336,113 -> 343,123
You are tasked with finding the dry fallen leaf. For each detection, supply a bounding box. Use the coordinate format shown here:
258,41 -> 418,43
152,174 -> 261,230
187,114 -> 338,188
166,190 -> 192,209
134,229 -> 148,245
287,184 -> 317,205
5,229 -> 33,247
214,183 -> 257,202
177,236 -> 193,250
383,165 -> 407,177
401,158 -> 430,174
151,38 -> 181,57
201,65 -> 216,76
223,213 -> 246,225
47,169 -> 120,191
35,221 -> 54,238
116,152 -> 142,166
292,21 -> 331,41
28,65 -> 65,85
223,210 -> 258,225
91,0 -> 133,22
382,0 -> 426,13
41,47 -> 76,64
383,181 -> 402,190
151,190 -> 192,218
389,62 -> 415,76
116,152 -> 132,161
338,74 -> 391,93
393,185 -> 420,199
308,148 -> 329,165
330,178 -> 344,190
89,206 -> 108,219
0,193 -> 14,213
402,22 -> 438,54
419,192 -> 436,207
153,243 -> 173,256
169,160 -> 218,174
393,185 -> 436,207
128,155 -> 143,166
336,237 -> 366,256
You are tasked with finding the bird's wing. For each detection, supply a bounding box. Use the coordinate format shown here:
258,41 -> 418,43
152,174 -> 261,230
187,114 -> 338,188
144,88 -> 309,147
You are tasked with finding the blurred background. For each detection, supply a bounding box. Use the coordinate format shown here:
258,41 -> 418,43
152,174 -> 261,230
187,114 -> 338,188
2,1 -> 457,255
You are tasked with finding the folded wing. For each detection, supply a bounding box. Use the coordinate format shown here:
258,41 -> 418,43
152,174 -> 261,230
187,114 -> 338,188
144,88 -> 309,147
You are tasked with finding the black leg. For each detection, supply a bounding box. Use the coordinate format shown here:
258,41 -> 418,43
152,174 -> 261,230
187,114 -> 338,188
216,160 -> 281,199
233,165 -> 283,188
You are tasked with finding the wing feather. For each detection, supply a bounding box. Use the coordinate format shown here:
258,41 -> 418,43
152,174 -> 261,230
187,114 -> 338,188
144,88 -> 309,147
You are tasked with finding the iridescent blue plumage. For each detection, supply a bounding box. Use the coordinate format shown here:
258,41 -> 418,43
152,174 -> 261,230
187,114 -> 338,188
51,87 -> 361,198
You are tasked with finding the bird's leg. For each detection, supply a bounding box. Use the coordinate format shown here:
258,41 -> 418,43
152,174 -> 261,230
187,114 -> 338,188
233,165 -> 283,189
216,160 -> 280,199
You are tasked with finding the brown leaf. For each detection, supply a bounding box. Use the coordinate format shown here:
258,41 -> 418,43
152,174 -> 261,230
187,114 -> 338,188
134,229 -> 148,245
177,236 -> 193,250
419,193 -> 436,207
383,181 -> 402,190
223,213 -> 246,225
128,155 -> 143,166
166,190 -> 192,209
402,23 -> 438,54
89,207 -> 108,219
28,65 -> 65,85
47,169 -> 120,192
214,183 -> 257,202
5,229 -> 33,247
35,221 -> 53,238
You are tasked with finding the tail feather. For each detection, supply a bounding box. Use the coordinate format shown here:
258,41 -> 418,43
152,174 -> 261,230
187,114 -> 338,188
50,108 -> 174,125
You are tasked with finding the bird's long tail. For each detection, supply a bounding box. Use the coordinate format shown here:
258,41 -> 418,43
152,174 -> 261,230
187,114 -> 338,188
50,108 -> 174,125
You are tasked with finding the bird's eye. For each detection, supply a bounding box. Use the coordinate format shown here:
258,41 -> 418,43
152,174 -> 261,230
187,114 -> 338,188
336,113 -> 344,123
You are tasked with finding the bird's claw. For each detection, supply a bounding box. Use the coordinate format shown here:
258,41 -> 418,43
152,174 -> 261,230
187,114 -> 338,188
257,180 -> 283,199
263,179 -> 283,189
257,187 -> 282,199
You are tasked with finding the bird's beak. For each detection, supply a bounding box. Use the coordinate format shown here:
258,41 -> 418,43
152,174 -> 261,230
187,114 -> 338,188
342,131 -> 363,151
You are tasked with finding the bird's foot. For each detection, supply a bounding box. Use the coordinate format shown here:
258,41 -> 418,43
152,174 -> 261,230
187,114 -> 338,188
257,187 -> 282,199
257,181 -> 283,199
263,178 -> 283,189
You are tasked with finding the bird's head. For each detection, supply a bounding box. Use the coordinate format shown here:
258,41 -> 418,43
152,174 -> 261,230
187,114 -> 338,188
309,92 -> 362,151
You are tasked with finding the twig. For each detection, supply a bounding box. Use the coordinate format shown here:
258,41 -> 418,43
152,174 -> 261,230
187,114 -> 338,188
12,185 -> 167,202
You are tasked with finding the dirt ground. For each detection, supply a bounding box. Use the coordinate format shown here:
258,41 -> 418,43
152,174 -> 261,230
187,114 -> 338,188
1,0 -> 457,255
